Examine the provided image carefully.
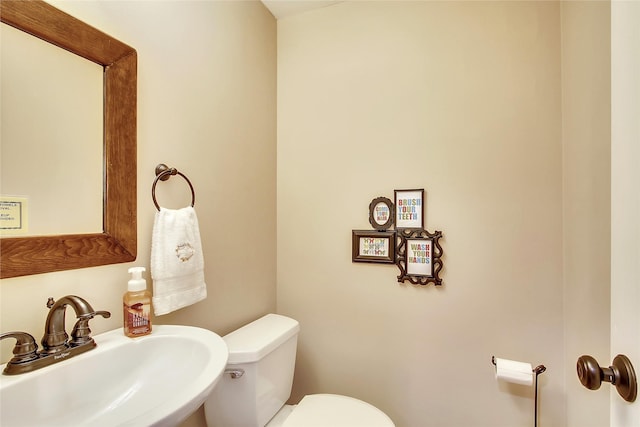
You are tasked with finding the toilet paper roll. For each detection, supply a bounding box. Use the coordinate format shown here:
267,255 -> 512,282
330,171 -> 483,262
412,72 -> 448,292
495,357 -> 533,386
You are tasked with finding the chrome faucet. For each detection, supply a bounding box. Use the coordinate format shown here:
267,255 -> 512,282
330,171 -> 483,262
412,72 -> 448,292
0,295 -> 110,375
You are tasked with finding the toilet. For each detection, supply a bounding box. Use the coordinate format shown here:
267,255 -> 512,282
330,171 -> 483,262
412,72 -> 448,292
204,314 -> 395,427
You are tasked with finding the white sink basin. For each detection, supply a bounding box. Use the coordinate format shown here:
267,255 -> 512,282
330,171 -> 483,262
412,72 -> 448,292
0,325 -> 228,426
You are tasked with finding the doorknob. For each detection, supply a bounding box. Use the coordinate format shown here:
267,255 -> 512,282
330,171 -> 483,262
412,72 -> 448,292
576,354 -> 637,402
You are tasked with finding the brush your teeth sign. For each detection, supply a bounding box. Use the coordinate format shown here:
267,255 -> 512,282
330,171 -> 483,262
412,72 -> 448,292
395,189 -> 424,229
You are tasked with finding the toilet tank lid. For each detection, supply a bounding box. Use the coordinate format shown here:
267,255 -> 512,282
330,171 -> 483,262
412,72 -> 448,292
224,314 -> 300,364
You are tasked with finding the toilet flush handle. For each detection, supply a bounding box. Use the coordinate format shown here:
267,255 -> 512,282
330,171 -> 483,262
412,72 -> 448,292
225,368 -> 244,379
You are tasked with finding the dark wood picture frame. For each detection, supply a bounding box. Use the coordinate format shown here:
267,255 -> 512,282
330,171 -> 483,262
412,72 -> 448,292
0,0 -> 137,278
368,196 -> 394,230
352,230 -> 396,264
396,229 -> 443,285
394,189 -> 424,230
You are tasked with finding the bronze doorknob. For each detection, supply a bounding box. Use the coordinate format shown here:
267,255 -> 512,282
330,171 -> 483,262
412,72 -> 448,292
577,354 -> 637,402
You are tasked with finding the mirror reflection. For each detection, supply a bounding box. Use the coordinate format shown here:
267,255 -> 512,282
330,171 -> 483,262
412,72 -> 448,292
0,23 -> 103,237
0,0 -> 137,279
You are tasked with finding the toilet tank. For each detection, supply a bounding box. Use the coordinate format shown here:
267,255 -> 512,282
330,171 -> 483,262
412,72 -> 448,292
204,314 -> 300,427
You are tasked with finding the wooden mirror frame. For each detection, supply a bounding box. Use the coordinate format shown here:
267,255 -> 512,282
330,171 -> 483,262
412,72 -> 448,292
1,0 -> 137,278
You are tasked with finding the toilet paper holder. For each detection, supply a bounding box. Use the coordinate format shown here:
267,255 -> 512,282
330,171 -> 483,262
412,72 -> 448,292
492,356 -> 546,427
491,355 -> 547,374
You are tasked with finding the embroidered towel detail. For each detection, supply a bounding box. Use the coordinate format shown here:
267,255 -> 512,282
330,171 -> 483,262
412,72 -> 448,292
151,206 -> 207,315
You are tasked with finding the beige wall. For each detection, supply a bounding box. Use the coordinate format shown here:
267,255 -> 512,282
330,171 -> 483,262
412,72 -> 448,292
1,1 -> 615,427
277,2 -> 565,426
0,1 -> 276,425
561,2 -> 611,426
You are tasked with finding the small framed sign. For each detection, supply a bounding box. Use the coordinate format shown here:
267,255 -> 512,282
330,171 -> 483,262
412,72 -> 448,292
0,196 -> 28,236
352,230 -> 396,264
368,196 -> 394,230
396,228 -> 443,285
394,189 -> 424,229
406,238 -> 433,276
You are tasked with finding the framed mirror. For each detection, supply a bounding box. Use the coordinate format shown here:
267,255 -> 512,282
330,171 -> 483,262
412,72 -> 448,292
0,0 -> 137,278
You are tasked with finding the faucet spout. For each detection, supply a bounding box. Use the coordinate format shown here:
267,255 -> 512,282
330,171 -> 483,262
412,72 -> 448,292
41,295 -> 100,354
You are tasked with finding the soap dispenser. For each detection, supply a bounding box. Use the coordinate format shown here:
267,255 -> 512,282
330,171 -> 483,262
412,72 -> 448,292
123,266 -> 152,337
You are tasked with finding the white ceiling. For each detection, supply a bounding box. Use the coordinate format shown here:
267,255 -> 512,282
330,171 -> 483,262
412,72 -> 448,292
261,0 -> 342,19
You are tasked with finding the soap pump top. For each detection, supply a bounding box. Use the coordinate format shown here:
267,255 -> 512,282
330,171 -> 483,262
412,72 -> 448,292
128,266 -> 147,292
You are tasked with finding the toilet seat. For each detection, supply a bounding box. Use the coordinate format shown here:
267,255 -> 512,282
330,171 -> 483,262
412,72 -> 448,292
281,394 -> 395,427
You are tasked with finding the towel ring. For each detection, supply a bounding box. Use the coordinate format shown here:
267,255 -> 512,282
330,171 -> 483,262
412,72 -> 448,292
152,164 -> 196,211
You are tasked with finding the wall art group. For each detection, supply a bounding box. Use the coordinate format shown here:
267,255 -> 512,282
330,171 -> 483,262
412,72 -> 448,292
351,188 -> 444,286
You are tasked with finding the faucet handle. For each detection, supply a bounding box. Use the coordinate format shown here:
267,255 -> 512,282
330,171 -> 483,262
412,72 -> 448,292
0,331 -> 39,364
70,310 -> 111,346
93,310 -> 111,319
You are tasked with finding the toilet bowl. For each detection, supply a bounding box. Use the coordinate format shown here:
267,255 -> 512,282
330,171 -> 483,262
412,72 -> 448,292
270,394 -> 394,427
204,314 -> 394,427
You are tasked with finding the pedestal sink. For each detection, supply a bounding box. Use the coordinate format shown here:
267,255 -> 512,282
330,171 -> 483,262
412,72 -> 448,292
0,325 -> 228,426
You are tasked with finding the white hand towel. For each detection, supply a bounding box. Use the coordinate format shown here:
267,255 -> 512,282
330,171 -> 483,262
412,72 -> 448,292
151,206 -> 207,315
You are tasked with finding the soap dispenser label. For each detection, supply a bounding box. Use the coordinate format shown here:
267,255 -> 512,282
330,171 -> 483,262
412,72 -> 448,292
124,302 -> 151,336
